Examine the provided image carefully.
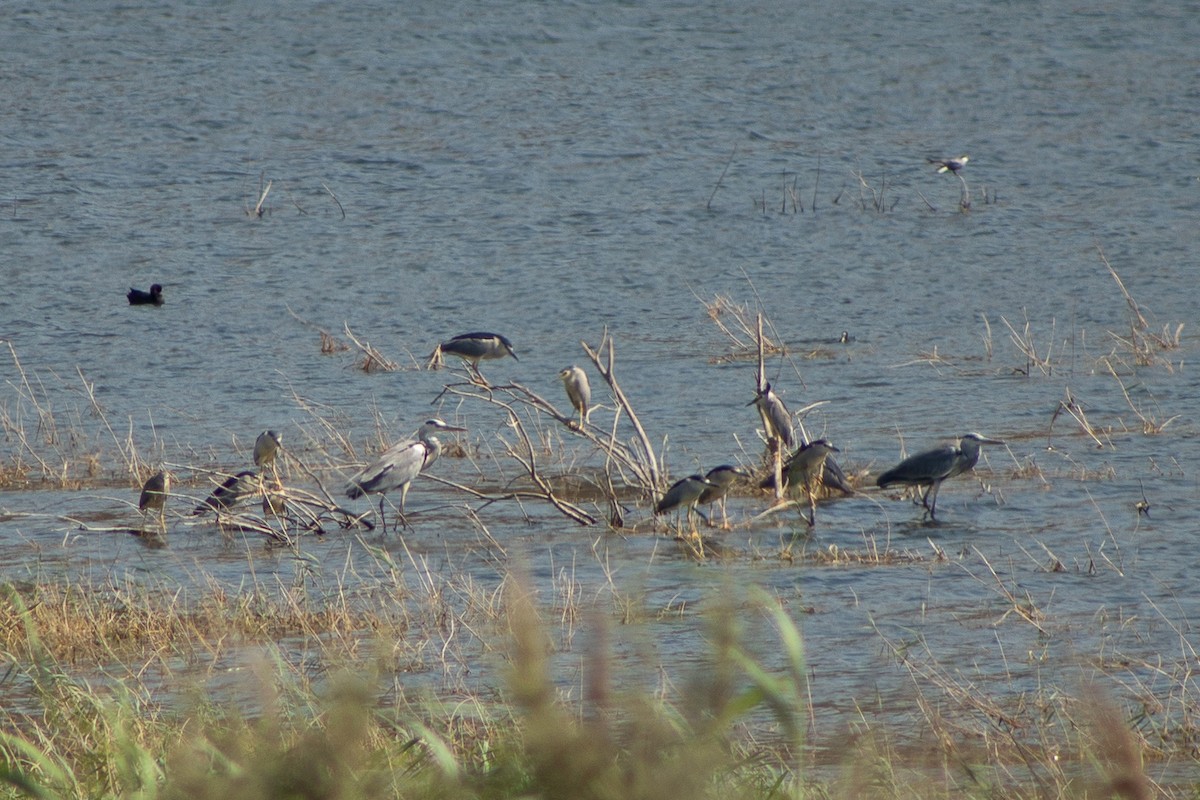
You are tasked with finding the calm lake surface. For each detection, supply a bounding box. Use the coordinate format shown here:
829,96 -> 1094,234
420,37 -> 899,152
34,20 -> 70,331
3,0 -> 1199,757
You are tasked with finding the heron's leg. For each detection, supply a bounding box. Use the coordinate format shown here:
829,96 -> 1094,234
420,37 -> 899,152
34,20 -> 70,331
926,481 -> 943,519
378,497 -> 388,532
696,506 -> 713,527
720,497 -> 730,530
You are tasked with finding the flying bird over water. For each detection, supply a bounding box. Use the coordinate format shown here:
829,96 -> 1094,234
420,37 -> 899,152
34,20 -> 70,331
345,418 -> 466,530
876,432 -> 1002,520
928,155 -> 969,174
127,284 -> 164,306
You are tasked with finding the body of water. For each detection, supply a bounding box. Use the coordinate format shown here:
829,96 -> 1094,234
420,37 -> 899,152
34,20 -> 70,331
2,0 -> 1199,759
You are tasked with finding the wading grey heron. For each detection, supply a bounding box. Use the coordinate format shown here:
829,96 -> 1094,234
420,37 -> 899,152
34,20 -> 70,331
138,471 -> 169,532
253,430 -> 282,468
655,473 -> 715,531
557,365 -> 591,427
127,284 -> 164,306
345,418 -> 466,530
748,383 -> 795,448
928,155 -> 969,174
192,470 -> 258,516
781,439 -> 840,526
697,465 -> 748,528
876,432 -> 1003,520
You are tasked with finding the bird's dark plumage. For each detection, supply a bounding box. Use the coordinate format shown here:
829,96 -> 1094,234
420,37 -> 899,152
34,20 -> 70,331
192,470 -> 258,515
877,432 -> 1001,519
127,284 -> 164,306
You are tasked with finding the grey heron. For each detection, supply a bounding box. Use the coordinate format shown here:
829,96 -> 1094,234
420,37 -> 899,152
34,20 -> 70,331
876,432 -> 1003,520
557,365 -> 591,427
192,470 -> 258,516
781,439 -> 840,526
748,383 -> 795,448
127,284 -> 164,306
345,418 -> 466,530
253,430 -> 282,468
928,155 -> 969,174
138,470 -> 169,532
654,473 -> 715,530
697,465 -> 748,528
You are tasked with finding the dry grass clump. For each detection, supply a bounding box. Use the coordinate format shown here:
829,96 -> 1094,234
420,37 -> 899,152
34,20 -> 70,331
0,578 -> 409,667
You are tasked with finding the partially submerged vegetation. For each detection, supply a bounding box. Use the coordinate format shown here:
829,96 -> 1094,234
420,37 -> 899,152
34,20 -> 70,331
0,261 -> 1194,796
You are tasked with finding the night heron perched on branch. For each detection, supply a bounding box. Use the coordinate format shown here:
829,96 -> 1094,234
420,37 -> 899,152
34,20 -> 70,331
127,284 -> 164,306
138,471 -> 170,532
345,418 -> 466,531
781,439 -> 840,526
654,473 -> 715,530
192,470 -> 258,516
430,332 -> 517,382
876,432 -> 1003,520
557,365 -> 591,427
928,155 -> 969,174
748,383 -> 794,448
253,430 -> 282,468
696,465 -> 748,528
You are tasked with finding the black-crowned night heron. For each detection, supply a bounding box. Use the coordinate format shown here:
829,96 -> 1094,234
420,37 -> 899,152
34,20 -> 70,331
127,284 -> 164,306
430,332 -> 517,382
192,470 -> 258,516
928,155 -> 968,174
557,365 -> 591,427
654,473 -> 715,530
138,470 -> 170,532
262,476 -> 288,518
253,430 -> 282,467
697,464 -> 748,528
748,383 -> 794,449
346,418 -> 466,531
876,432 -> 1003,520
782,439 -> 840,526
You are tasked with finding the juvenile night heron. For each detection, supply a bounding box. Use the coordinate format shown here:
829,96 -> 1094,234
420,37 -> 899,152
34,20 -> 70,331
759,448 -> 854,496
654,473 -> 715,530
253,430 -> 282,467
557,365 -> 591,427
876,432 -> 1003,520
138,470 -> 170,532
262,476 -> 288,518
781,439 -> 840,526
748,383 -> 795,449
127,284 -> 164,306
345,418 -> 466,531
192,470 -> 259,516
697,465 -> 748,529
928,155 -> 969,174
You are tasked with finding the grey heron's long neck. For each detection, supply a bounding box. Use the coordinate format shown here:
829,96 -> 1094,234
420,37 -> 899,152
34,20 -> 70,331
421,435 -> 442,468
959,438 -> 982,469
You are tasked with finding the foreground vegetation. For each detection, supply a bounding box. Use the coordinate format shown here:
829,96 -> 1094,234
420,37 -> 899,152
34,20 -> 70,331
0,569 -> 1187,800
